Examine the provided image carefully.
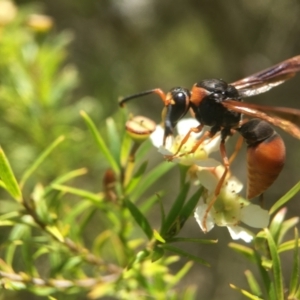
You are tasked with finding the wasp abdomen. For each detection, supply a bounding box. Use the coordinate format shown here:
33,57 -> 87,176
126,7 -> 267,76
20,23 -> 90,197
238,119 -> 286,199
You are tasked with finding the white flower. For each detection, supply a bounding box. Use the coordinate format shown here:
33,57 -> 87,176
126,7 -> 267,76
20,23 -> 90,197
150,118 -> 221,167
194,167 -> 269,243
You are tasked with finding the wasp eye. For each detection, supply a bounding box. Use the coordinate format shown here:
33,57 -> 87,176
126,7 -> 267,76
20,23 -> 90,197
171,87 -> 191,105
174,92 -> 186,103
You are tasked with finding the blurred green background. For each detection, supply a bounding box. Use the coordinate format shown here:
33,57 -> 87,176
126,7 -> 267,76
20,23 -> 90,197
1,0 -> 300,299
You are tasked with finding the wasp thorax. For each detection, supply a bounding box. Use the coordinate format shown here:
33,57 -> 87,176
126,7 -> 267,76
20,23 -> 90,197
196,79 -> 239,100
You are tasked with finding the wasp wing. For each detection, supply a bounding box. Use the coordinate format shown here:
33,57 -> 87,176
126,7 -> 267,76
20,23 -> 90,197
231,55 -> 300,98
222,99 -> 300,139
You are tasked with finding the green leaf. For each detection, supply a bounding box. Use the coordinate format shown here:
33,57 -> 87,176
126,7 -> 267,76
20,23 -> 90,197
160,182 -> 190,237
158,194 -> 166,228
230,284 -> 264,300
125,198 -> 153,240
43,168 -> 88,196
168,237 -> 217,244
250,247 -> 274,298
153,229 -> 165,243
32,184 -> 52,224
0,211 -> 20,222
64,201 -> 93,228
264,228 -> 284,300
269,208 -> 287,245
0,148 -> 22,202
20,136 -> 65,189
277,217 -> 299,245
46,225 -> 64,242
140,192 -> 162,213
135,139 -> 153,162
51,184 -> 104,205
171,261 -> 193,286
269,181 -> 300,215
131,162 -> 174,201
244,270 -> 263,297
178,164 -> 190,187
81,111 -> 120,175
288,228 -> 299,298
120,130 -> 132,168
228,243 -> 256,263
106,117 -> 121,163
180,186 -> 204,223
162,244 -> 210,266
151,245 -> 164,262
125,161 -> 148,194
278,239 -> 300,253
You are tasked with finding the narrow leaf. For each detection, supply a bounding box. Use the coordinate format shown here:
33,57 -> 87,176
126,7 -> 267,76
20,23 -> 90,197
44,168 -> 88,195
46,225 -> 64,242
125,161 -> 148,194
140,192 -> 162,213
171,261 -> 193,286
120,131 -> 132,168
131,162 -> 174,201
253,250 -> 273,296
0,148 -> 22,201
288,228 -> 299,298
52,184 -> 104,204
81,111 -> 119,175
168,237 -> 217,244
158,194 -> 166,227
269,181 -> 300,215
162,244 -> 210,266
153,229 -> 165,243
228,243 -> 255,263
278,239 -> 300,253
161,182 -> 190,236
151,246 -> 164,262
125,198 -> 153,239
264,228 -> 284,300
106,117 -> 121,162
277,217 -> 299,245
180,186 -> 204,222
20,136 -> 65,189
244,270 -> 263,297
269,208 -> 287,244
230,284 -> 264,300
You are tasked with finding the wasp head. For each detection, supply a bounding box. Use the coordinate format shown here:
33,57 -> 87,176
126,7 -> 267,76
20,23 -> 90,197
162,87 -> 191,144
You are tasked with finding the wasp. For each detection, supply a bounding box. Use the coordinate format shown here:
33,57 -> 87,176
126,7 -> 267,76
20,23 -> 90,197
119,55 -> 300,230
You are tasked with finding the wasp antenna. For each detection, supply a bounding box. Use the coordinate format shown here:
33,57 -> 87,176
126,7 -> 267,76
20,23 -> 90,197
119,89 -> 166,107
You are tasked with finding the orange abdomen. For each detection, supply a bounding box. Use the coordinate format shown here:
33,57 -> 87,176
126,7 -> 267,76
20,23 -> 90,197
246,135 -> 286,199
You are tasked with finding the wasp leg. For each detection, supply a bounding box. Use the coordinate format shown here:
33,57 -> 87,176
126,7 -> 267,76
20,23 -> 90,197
229,134 -> 244,165
165,124 -> 204,160
201,139 -> 230,232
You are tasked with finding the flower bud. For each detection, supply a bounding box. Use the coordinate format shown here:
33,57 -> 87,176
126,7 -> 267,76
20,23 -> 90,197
0,0 -> 17,26
27,14 -> 53,33
125,116 -> 156,143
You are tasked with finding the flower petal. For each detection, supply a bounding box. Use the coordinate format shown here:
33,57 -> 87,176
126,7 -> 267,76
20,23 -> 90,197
177,118 -> 201,137
197,169 -> 219,192
194,202 -> 215,232
240,204 -> 270,228
195,158 -> 221,168
202,135 -> 221,154
227,225 -> 254,243
150,125 -> 164,148
226,176 -> 244,194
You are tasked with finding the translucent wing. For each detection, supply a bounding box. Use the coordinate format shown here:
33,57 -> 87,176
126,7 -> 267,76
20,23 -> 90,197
222,99 -> 300,139
231,55 -> 300,98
